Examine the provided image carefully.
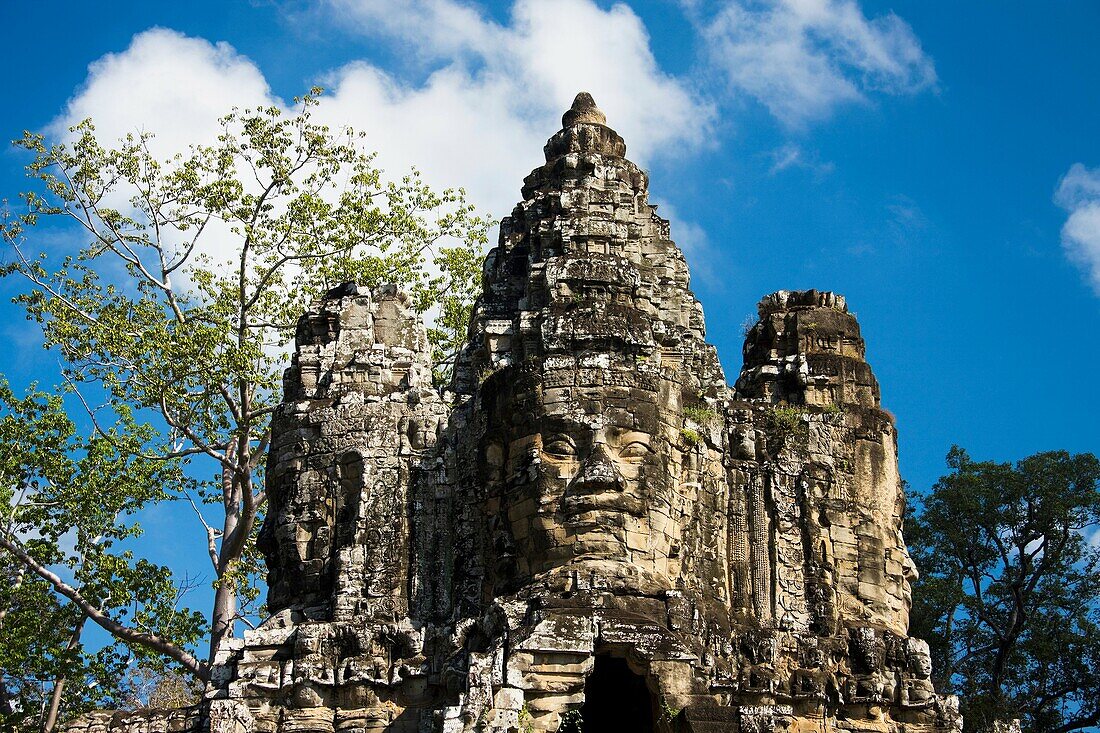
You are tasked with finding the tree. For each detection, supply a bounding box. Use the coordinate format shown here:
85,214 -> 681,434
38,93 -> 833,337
0,88 -> 489,710
907,446 -> 1100,733
0,381 -> 204,731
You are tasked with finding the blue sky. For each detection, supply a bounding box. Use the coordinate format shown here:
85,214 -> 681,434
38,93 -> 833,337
2,1 -> 1099,613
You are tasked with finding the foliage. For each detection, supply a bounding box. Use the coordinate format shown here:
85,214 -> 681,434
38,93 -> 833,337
763,404 -> 808,444
518,702 -> 534,733
0,87 -> 489,722
908,446 -> 1100,733
116,665 -> 203,710
557,708 -> 584,732
658,698 -> 682,725
683,405 -> 717,427
426,244 -> 484,386
0,382 -> 204,729
679,427 -> 701,446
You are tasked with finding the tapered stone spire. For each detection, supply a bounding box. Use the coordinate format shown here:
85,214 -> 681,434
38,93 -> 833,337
561,91 -> 607,126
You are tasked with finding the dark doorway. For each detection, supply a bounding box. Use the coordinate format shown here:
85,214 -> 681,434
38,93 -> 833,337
578,654 -> 655,732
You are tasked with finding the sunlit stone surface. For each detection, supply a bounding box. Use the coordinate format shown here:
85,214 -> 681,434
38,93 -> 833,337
67,94 -> 960,733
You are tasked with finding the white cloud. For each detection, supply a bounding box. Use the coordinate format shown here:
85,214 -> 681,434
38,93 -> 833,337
52,0 -> 934,295
314,63 -> 541,222
317,0 -> 715,219
51,0 -> 936,245
690,0 -> 936,127
55,2 -> 713,236
311,0 -> 720,279
49,29 -> 283,280
55,27 -> 276,157
1055,164 -> 1100,295
768,143 -> 834,175
322,0 -> 500,60
47,4 -> 723,309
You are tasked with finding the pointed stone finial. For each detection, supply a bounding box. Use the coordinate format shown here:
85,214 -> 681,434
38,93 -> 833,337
562,92 -> 607,127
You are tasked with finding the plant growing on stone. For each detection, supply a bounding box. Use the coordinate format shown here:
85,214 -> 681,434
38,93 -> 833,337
0,90 -> 489,692
764,404 -> 808,445
518,702 -> 535,733
658,698 -> 681,724
683,404 -> 717,427
679,427 -> 702,446
908,447 -> 1100,733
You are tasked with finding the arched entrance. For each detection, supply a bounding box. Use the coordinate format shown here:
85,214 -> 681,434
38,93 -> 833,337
578,654 -> 655,732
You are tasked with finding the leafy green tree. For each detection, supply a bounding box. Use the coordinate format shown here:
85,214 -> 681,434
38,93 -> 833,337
0,382 -> 204,731
0,87 -> 490,709
908,446 -> 1100,733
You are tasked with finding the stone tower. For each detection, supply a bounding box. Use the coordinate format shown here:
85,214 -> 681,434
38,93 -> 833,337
66,94 -> 960,733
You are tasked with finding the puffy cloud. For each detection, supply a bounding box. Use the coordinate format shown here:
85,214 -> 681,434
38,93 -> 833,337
321,0 -> 500,60
312,0 -> 723,333
49,29 -> 283,276
55,27 -> 276,157
56,3 -> 712,230
50,0 -> 933,290
1055,164 -> 1100,295
315,0 -> 714,219
313,64 -> 540,222
501,0 -> 711,155
689,0 -> 936,127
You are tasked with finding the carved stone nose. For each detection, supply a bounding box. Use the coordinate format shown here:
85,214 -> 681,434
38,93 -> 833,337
574,443 -> 620,490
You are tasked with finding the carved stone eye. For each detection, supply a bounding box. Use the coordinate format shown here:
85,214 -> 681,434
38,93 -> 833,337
543,436 -> 577,459
618,441 -> 652,462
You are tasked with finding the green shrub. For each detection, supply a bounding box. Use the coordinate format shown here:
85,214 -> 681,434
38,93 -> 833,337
683,404 -> 718,426
765,404 -> 809,444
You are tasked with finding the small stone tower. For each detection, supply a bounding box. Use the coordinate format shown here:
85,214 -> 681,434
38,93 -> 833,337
65,94 -> 960,733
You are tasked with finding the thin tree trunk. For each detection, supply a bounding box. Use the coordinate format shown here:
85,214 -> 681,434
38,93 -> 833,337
41,614 -> 87,733
209,463 -> 241,665
208,575 -> 237,665
0,565 -> 26,629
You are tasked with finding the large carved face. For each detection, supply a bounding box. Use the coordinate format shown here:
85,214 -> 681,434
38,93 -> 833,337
845,430 -> 919,633
485,365 -> 682,584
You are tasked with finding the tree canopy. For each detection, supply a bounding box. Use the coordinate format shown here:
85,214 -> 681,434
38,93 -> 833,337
908,446 -> 1100,733
0,89 -> 488,728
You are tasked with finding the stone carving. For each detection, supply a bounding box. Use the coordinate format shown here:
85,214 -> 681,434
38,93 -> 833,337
64,93 -> 961,733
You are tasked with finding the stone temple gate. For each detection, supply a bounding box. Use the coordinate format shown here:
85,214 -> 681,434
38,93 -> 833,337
68,93 -> 962,733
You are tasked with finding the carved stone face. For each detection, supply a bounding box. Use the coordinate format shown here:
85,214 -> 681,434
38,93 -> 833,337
846,431 -> 919,634
486,366 -> 680,584
536,412 -> 656,531
907,638 -> 933,679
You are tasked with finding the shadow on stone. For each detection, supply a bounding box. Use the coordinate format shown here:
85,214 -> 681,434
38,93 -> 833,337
579,655 -> 654,732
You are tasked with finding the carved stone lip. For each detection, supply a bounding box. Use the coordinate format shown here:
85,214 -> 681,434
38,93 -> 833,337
560,490 -> 646,517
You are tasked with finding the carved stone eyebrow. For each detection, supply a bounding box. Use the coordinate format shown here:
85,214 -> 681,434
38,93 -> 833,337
542,433 -> 577,448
